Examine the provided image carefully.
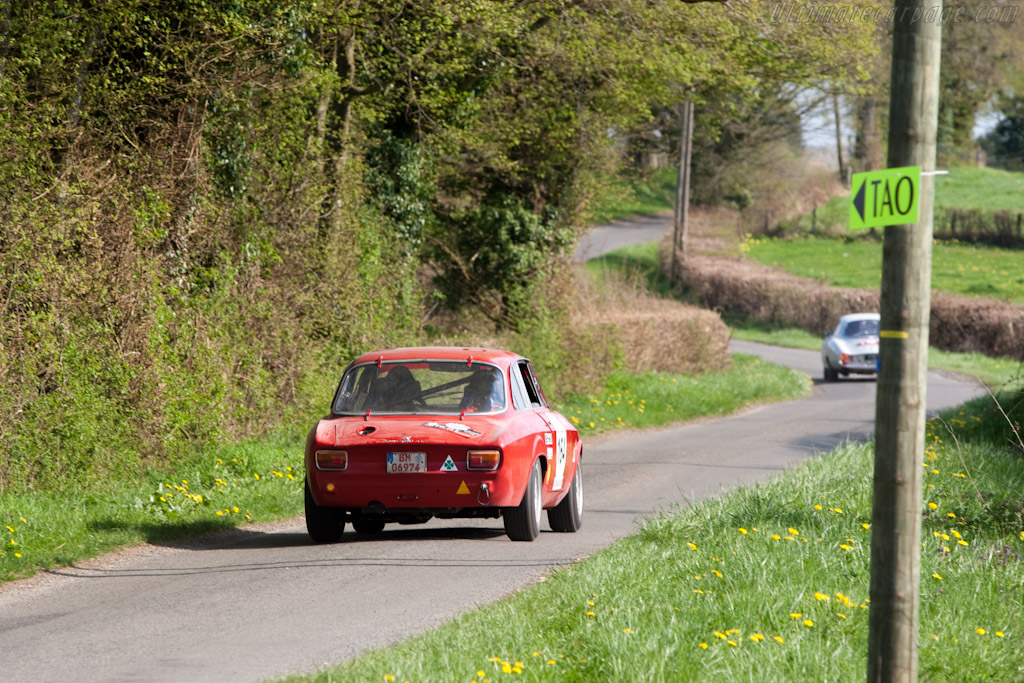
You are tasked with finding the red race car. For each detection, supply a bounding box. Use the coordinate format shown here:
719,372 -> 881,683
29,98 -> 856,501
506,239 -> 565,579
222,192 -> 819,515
304,347 -> 583,542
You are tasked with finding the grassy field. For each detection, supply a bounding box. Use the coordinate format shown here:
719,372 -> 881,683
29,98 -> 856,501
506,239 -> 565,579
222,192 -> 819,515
277,392 -> 1024,683
742,235 -> 1024,304
0,357 -> 809,584
785,166 -> 1024,233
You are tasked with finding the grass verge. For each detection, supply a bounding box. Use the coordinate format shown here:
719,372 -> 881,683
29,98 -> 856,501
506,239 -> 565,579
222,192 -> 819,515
0,358 -> 810,585
581,168 -> 676,224
275,393 -> 1024,682
0,433 -> 307,583
558,355 -> 810,437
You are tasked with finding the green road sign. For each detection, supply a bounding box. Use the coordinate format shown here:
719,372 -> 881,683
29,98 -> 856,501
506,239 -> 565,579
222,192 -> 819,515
849,166 -> 921,230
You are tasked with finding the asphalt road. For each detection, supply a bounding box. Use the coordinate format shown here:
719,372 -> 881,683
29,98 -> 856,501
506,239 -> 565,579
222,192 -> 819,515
572,211 -> 672,263
0,342 -> 986,683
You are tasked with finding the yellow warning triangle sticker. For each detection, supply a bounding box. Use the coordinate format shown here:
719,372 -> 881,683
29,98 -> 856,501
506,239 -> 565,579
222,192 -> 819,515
456,480 -> 471,495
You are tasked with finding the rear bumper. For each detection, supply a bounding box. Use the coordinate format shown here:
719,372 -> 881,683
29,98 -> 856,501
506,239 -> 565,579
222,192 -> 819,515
840,355 -> 878,373
307,469 -> 519,509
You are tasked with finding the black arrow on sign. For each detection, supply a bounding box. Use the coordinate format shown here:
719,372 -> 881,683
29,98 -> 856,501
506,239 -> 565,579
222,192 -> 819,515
853,178 -> 866,222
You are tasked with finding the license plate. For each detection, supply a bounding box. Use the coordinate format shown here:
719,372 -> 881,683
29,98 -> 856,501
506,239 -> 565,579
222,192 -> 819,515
387,452 -> 426,473
864,355 -> 877,362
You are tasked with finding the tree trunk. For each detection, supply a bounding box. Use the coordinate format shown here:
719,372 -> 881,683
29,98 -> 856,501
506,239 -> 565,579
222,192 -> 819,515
854,97 -> 885,173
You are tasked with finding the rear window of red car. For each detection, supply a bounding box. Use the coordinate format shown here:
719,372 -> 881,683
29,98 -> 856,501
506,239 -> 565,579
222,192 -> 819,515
333,360 -> 507,415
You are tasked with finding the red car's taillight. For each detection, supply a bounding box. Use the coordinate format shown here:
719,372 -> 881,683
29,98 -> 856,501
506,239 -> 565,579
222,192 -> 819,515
467,449 -> 500,471
315,450 -> 348,471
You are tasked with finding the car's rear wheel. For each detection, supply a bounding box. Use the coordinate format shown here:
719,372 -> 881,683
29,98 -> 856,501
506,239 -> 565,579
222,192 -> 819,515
503,459 -> 542,541
305,479 -> 345,543
548,462 -> 583,532
351,515 -> 386,535
823,364 -> 838,382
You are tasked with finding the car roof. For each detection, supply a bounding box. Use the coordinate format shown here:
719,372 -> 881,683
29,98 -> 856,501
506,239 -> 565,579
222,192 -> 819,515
839,313 -> 880,323
348,346 -> 524,368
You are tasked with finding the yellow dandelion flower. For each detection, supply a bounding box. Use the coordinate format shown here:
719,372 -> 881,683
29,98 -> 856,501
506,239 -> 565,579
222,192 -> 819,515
771,534 -> 781,540
738,528 -> 748,535
623,628 -> 632,634
712,569 -> 723,578
714,630 -> 727,639
216,510 -> 224,516
814,592 -> 828,601
14,552 -> 21,558
932,573 -> 942,580
774,636 -> 785,644
947,512 -> 956,519
4,526 -> 13,533
727,640 -> 737,646
862,523 -> 870,530
927,502 -> 937,510
699,642 -> 708,649
976,628 -> 987,635
788,527 -> 799,535
996,631 -> 1004,637
790,612 -> 802,619
586,611 -> 595,617
803,619 -> 814,628
813,504 -> 822,510
687,542 -> 698,551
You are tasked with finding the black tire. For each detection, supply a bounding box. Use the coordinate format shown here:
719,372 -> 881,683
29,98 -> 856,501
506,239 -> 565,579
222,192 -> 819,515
548,462 -> 583,532
503,460 -> 542,542
823,364 -> 838,382
305,479 -> 345,543
351,516 -> 386,535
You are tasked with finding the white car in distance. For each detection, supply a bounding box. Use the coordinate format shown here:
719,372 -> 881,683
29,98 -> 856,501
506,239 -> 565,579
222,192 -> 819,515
822,313 -> 880,382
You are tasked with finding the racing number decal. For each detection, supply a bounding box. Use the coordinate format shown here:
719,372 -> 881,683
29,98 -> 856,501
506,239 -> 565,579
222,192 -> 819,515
552,427 -> 567,490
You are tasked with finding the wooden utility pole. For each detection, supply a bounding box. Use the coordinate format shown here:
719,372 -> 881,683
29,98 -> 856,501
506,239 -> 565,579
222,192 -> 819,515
671,100 -> 694,282
867,1 -> 942,681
